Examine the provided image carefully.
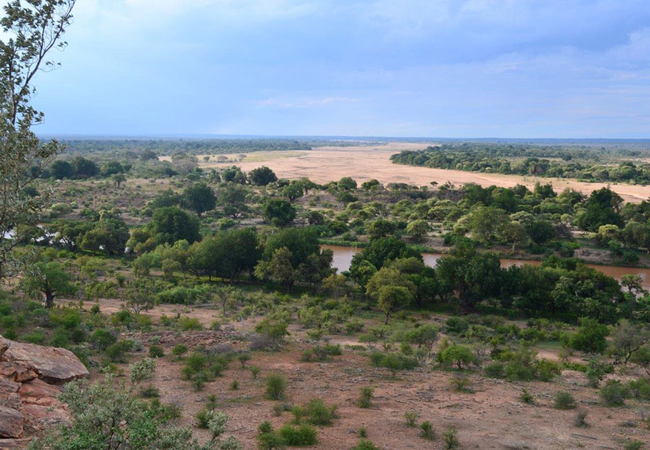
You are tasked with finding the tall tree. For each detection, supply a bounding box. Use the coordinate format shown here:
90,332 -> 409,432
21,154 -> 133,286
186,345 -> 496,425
0,0 -> 77,278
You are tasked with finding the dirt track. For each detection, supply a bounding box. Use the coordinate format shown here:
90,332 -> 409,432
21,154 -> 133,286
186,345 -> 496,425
199,143 -> 650,203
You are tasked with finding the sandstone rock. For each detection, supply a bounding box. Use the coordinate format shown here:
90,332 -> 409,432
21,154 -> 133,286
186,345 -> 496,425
0,337 -> 88,384
0,377 -> 20,394
0,405 -> 23,438
19,378 -> 61,402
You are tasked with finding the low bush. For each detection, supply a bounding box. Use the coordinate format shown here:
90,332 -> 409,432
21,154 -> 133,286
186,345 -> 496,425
600,380 -> 629,407
554,392 -> 577,410
404,410 -> 419,427
277,423 -> 318,446
265,374 -> 287,400
420,421 -> 435,440
358,386 -> 374,408
442,427 -> 460,449
148,345 -> 164,358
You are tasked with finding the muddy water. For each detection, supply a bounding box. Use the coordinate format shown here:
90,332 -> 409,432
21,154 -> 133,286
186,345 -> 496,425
324,245 -> 650,290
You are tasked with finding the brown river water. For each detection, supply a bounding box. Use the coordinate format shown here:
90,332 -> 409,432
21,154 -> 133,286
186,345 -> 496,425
324,245 -> 650,290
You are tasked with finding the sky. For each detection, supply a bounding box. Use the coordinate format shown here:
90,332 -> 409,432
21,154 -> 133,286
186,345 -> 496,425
24,0 -> 650,138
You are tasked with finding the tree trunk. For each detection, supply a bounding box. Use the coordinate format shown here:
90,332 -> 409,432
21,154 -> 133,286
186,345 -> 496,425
45,292 -> 55,309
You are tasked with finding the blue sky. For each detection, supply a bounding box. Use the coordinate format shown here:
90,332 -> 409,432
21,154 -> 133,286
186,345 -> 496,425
28,0 -> 650,138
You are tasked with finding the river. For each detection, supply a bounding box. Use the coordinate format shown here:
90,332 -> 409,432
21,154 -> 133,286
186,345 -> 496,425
323,245 -> 650,290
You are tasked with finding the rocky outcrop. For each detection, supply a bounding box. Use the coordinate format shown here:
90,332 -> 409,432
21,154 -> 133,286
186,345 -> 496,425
0,336 -> 89,446
1,338 -> 88,384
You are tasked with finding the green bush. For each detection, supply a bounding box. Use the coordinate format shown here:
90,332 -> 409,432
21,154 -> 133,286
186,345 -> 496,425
265,374 -> 287,400
628,378 -> 650,400
277,423 -> 318,446
419,421 -> 435,440
600,380 -> 629,407
369,352 -> 418,375
149,345 -> 164,358
139,384 -> 159,398
351,439 -> 379,450
305,398 -> 337,426
178,317 -> 202,331
439,344 -> 475,370
442,427 -> 460,449
171,344 -> 188,359
484,362 -> 505,379
404,410 -> 419,427
568,318 -> 609,354
554,392 -> 577,410
358,386 -> 374,408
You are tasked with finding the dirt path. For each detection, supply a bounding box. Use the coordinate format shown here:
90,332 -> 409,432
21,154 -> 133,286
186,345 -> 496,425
199,143 -> 650,203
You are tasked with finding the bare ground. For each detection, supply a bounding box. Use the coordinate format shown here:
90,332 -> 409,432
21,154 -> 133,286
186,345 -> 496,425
93,299 -> 650,450
198,143 -> 650,203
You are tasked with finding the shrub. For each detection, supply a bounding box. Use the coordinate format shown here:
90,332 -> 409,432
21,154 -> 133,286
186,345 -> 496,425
250,366 -> 261,379
628,378 -> 650,400
139,385 -> 159,398
257,421 -> 286,450
624,440 -> 644,450
574,411 -> 589,428
419,421 -> 435,440
90,329 -> 117,350
568,318 -> 609,354
520,389 -> 535,405
277,423 -> 318,446
265,374 -> 287,400
237,352 -> 252,368
105,340 -> 134,363
484,362 -> 504,379
149,345 -> 164,358
196,409 -> 212,429
451,375 -> 473,393
369,352 -> 418,376
600,380 -> 629,407
439,344 -> 475,370
178,317 -> 202,331
445,317 -> 469,334
305,398 -> 338,426
404,410 -> 419,427
171,344 -> 188,360
442,427 -> 460,449
230,380 -> 239,390
358,386 -> 374,408
351,440 -> 379,450
554,392 -> 577,410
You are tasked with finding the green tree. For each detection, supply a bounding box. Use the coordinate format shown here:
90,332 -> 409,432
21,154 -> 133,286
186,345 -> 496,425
377,285 -> 412,324
262,199 -> 296,227
183,183 -> 216,217
112,172 -> 126,188
20,260 -> 77,308
466,206 -> 509,244
51,160 -> 74,179
248,166 -> 277,186
440,344 -> 475,369
337,177 -> 357,190
577,187 -> 624,232
406,219 -> 430,241
150,206 -> 201,244
80,218 -> 130,255
0,0 -> 76,278
367,220 -> 396,240
568,318 -> 610,354
609,320 -> 650,363
255,247 -> 298,291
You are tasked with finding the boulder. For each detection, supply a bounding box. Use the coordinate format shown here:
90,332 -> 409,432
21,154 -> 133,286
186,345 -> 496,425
0,405 -> 23,438
0,337 -> 88,384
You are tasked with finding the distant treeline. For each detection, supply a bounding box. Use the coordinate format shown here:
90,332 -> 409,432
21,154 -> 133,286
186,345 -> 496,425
390,144 -> 650,185
56,138 -> 363,156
